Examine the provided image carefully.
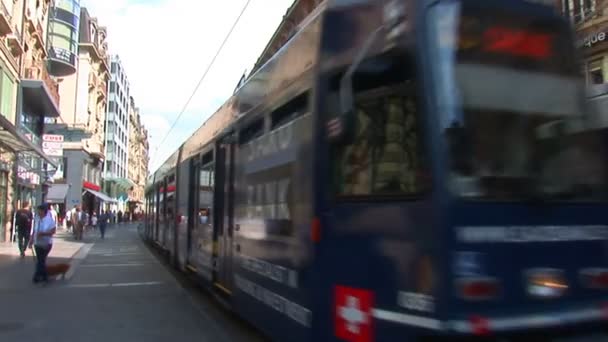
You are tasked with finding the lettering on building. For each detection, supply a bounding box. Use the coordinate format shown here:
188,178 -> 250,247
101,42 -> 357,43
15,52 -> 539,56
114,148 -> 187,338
579,31 -> 607,48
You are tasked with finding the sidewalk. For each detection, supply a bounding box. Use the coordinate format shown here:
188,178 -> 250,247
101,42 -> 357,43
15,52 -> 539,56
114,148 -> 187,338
0,229 -> 89,290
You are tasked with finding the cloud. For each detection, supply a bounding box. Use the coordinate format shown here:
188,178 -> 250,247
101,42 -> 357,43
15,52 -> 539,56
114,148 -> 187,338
81,0 -> 295,172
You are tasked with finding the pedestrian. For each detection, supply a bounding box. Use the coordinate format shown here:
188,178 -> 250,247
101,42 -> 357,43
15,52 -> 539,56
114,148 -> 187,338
99,210 -> 108,239
29,203 -> 56,284
117,210 -> 123,224
91,212 -> 98,230
74,206 -> 86,240
49,204 -> 58,225
14,201 -> 33,258
65,206 -> 73,233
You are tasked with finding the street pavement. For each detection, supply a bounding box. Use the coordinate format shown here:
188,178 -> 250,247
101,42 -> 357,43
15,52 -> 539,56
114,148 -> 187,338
0,223 -> 268,342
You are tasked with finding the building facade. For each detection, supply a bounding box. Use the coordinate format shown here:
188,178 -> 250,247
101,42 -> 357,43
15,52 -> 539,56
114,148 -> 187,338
47,6 -> 111,215
555,1 -> 608,127
103,54 -> 132,211
558,0 -> 608,85
127,100 -> 148,216
0,0 -> 62,241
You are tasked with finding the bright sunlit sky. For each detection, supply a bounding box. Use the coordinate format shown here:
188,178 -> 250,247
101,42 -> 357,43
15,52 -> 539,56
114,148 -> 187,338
80,0 -> 295,173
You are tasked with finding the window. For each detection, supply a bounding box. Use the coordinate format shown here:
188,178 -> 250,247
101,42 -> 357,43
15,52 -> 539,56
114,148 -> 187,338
198,163 -> 214,226
63,157 -> 69,179
587,59 -> 604,85
109,82 -> 116,93
51,35 -> 76,52
111,62 -> 116,73
52,22 -> 78,43
83,163 -> 88,182
109,101 -> 116,113
564,0 -> 596,23
0,71 -> 15,119
330,53 -> 427,197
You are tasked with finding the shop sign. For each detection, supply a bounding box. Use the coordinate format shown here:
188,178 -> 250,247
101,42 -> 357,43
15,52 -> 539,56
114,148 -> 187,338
83,181 -> 101,192
579,30 -> 608,48
42,134 -> 63,157
17,165 -> 40,185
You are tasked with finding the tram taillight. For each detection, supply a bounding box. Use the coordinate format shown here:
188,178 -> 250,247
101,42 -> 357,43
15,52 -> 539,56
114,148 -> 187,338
456,276 -> 501,301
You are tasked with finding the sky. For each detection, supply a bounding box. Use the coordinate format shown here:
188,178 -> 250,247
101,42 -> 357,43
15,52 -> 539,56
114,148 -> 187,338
80,0 -> 295,173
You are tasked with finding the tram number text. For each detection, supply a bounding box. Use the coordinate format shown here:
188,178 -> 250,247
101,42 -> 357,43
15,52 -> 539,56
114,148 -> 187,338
398,291 -> 435,313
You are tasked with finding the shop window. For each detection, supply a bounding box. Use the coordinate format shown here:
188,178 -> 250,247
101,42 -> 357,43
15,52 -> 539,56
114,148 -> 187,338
0,171 -> 6,237
588,59 -> 604,85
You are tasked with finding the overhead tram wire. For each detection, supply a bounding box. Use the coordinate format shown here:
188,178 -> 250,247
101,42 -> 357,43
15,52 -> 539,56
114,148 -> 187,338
151,0 -> 253,166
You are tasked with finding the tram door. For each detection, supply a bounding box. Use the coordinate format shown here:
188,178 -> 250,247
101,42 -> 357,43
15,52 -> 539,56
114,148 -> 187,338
213,138 -> 235,293
186,159 -> 198,266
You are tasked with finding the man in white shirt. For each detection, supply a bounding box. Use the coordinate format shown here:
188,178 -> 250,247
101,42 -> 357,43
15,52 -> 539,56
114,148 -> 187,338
65,206 -> 73,232
49,204 -> 58,224
29,203 -> 56,284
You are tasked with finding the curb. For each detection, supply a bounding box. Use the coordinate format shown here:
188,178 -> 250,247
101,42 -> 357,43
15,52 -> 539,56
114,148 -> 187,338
50,233 -> 94,281
60,243 -> 94,281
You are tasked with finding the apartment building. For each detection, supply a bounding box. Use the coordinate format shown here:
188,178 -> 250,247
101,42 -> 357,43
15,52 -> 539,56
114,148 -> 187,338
127,101 -> 148,216
103,54 -> 133,210
47,6 -> 112,215
554,0 -> 608,127
0,0 -> 62,241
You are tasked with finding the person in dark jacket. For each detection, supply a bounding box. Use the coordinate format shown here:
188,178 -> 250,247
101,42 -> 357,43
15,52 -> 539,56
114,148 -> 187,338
14,201 -> 33,258
99,210 -> 109,239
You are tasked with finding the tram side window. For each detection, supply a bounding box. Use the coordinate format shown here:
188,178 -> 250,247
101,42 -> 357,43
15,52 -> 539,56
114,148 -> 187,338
198,166 -> 214,225
331,54 -> 427,197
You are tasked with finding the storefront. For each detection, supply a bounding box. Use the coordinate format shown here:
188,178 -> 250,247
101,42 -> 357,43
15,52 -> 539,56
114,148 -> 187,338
0,115 -> 57,241
0,160 -> 9,239
63,149 -> 114,216
578,24 -> 608,86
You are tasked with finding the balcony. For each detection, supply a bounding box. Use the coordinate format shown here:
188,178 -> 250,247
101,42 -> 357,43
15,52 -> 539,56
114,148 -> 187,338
22,61 -> 60,117
25,62 -> 60,108
0,1 -> 12,36
7,24 -> 23,57
48,47 -> 77,76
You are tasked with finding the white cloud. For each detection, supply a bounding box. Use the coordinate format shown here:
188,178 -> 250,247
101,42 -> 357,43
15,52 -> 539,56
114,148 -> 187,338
81,0 -> 295,172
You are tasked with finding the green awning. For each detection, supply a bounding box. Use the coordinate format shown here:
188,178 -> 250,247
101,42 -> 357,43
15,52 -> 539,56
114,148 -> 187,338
106,177 -> 135,190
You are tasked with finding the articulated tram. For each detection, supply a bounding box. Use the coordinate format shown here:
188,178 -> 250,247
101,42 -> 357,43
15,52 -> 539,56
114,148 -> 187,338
144,0 -> 608,340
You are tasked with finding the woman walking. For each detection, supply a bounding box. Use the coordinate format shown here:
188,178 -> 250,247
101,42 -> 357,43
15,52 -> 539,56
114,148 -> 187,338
29,203 -> 56,284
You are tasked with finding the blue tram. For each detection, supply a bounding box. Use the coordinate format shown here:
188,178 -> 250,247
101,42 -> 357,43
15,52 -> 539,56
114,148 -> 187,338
144,0 -> 608,340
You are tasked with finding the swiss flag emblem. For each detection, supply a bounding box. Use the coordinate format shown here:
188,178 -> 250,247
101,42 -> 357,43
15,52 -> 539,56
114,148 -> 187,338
334,285 -> 374,342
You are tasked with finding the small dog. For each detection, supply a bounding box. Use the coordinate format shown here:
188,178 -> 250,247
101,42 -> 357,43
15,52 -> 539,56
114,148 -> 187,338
46,263 -> 70,279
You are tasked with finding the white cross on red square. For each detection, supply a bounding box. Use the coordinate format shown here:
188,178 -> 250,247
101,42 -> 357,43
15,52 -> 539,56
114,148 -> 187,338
334,285 -> 374,342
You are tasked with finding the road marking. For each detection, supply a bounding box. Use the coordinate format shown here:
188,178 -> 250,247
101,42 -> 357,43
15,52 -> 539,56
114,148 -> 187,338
62,243 -> 94,281
68,283 -> 110,288
68,281 -> 164,288
101,252 -> 144,257
112,281 -> 163,287
80,263 -> 146,267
